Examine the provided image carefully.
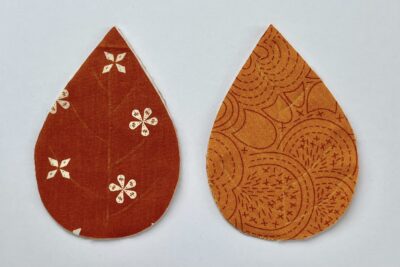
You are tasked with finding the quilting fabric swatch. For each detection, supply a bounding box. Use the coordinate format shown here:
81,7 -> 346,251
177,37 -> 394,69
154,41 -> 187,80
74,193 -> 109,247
35,27 -> 180,238
206,25 -> 358,240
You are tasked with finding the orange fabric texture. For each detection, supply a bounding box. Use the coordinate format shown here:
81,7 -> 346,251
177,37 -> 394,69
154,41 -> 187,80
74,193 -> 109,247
35,28 -> 179,238
206,25 -> 358,240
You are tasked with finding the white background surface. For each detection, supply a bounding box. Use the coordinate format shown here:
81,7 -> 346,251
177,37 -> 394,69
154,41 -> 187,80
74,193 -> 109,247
0,0 -> 399,266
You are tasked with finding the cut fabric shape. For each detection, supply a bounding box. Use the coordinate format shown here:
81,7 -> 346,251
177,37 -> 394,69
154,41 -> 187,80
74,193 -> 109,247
206,25 -> 358,240
35,27 -> 180,239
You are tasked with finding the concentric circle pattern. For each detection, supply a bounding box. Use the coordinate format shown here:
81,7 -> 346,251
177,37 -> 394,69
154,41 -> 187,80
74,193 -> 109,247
206,25 -> 358,240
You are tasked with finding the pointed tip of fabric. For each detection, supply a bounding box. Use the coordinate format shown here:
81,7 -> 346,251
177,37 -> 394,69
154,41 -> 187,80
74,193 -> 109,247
108,26 -> 120,34
105,26 -> 122,37
100,26 -> 128,48
267,24 -> 278,33
264,24 -> 283,40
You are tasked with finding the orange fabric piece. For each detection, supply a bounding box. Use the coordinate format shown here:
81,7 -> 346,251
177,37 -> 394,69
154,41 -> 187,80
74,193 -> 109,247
206,25 -> 358,240
35,27 -> 179,238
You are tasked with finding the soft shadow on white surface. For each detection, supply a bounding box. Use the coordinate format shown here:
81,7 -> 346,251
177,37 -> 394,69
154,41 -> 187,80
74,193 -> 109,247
0,0 -> 399,266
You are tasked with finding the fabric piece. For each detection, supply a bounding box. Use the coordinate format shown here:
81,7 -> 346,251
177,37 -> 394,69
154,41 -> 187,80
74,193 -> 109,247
35,27 -> 180,238
206,25 -> 358,240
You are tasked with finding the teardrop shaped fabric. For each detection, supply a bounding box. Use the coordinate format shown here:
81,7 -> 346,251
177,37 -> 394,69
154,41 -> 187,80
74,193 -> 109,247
206,25 -> 358,240
35,27 -> 180,238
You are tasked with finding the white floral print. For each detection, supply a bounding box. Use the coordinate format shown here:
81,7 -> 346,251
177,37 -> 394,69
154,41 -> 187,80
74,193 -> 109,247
50,89 -> 70,114
109,174 -> 137,204
102,52 -> 126,73
129,108 -> 158,136
47,157 -> 71,179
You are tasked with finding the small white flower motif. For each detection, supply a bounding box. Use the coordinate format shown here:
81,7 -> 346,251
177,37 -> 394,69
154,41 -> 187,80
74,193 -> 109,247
50,89 -> 70,114
129,108 -> 158,136
109,174 -> 137,204
102,51 -> 126,74
46,157 -> 71,179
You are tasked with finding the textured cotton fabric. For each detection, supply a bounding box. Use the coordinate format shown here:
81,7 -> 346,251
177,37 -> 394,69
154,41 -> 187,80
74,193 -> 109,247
35,27 -> 180,238
207,25 -> 358,240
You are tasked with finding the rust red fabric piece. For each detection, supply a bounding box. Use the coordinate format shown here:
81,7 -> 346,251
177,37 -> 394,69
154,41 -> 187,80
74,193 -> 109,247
35,27 -> 180,238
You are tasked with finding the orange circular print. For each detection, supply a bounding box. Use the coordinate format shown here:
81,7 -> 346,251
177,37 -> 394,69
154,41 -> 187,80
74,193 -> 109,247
206,25 -> 358,240
34,28 -> 180,238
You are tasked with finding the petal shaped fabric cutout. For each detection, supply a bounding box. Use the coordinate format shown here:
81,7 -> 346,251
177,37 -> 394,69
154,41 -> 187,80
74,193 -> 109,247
206,25 -> 358,240
34,27 -> 180,239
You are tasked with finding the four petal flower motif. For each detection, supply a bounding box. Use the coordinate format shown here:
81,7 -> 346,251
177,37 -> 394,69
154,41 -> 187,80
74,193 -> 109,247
47,157 -> 71,179
129,108 -> 158,136
102,52 -> 127,74
109,174 -> 137,204
50,89 -> 70,114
